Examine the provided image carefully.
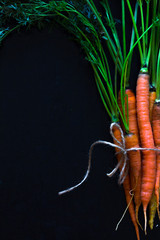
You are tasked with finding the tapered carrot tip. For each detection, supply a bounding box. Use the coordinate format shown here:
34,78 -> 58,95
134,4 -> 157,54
135,224 -> 140,240
156,196 -> 160,220
136,205 -> 143,231
157,207 -> 160,220
144,208 -> 147,235
155,188 -> 160,219
156,198 -> 160,220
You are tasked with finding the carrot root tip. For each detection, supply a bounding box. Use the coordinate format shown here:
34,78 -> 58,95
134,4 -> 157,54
136,205 -> 143,231
144,209 -> 147,235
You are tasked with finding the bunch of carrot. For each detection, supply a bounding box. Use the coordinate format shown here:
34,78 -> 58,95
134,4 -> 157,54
114,68 -> 160,239
111,1 -> 160,238
50,0 -> 160,238
1,0 -> 160,239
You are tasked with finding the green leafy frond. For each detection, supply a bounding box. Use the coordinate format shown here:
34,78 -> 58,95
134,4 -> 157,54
0,0 -> 143,131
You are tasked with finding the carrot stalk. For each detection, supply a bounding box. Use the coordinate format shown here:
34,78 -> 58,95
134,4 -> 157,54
136,72 -> 156,234
152,102 -> 160,218
125,133 -> 141,226
112,124 -> 140,240
118,89 -> 139,136
149,191 -> 157,229
148,89 -> 157,229
149,88 -> 156,121
118,89 -> 142,225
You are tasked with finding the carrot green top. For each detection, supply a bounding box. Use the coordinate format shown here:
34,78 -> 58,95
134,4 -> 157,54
0,0 -> 159,132
126,0 -> 160,88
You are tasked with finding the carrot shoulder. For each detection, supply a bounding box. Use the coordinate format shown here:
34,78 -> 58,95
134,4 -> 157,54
136,72 -> 156,233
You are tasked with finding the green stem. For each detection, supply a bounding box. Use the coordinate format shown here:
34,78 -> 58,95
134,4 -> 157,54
122,0 -> 126,61
139,1 -> 146,63
56,10 -> 99,59
146,36 -> 152,67
55,7 -> 118,117
126,1 -> 139,86
93,66 -> 114,119
156,49 -> 160,100
126,0 -> 143,65
145,0 -> 150,51
121,21 -> 157,97
114,53 -> 119,117
90,56 -> 118,119
101,0 -> 123,64
150,0 -> 157,87
101,47 -> 113,90
86,0 -> 123,71
120,20 -> 157,128
95,76 -> 113,119
0,25 -> 21,43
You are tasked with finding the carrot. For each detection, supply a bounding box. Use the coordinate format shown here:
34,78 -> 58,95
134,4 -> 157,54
112,124 -> 140,240
118,90 -> 141,181
149,191 -> 157,229
118,89 -> 141,223
152,102 -> 160,217
123,90 -> 141,179
148,89 -> 157,229
136,72 -> 156,233
118,89 -> 138,135
125,134 -> 140,184
149,87 -> 156,121
125,134 -> 141,224
124,89 -> 139,136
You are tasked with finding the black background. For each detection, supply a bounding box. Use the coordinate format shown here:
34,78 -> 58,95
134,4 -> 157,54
0,1 -> 159,240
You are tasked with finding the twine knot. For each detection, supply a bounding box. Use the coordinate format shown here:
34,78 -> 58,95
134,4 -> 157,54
58,122 -> 159,195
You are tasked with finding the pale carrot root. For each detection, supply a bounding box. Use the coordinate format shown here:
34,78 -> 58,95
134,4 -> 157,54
135,174 -> 143,230
144,206 -> 147,235
135,204 -> 143,231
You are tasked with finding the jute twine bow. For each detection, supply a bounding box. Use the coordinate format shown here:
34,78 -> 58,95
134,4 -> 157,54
58,122 -> 159,196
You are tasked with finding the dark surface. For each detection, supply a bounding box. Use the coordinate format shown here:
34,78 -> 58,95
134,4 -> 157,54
0,1 -> 159,240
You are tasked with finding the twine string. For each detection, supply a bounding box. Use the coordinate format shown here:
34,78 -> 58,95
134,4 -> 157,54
106,155 -> 123,177
58,123 -> 160,196
58,139 -> 121,195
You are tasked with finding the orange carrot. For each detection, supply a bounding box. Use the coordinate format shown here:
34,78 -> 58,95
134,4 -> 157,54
124,90 -> 141,221
148,89 -> 157,229
118,89 -> 141,222
136,72 -> 156,233
112,124 -> 140,240
118,89 -> 141,181
118,89 -> 139,136
125,133 -> 141,224
123,90 -> 141,179
125,89 -> 139,136
149,88 -> 156,121
152,102 -> 160,217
